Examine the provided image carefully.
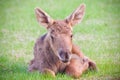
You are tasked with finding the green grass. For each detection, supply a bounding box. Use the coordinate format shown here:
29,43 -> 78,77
0,0 -> 120,80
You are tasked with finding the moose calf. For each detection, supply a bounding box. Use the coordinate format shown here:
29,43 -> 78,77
28,4 -> 97,78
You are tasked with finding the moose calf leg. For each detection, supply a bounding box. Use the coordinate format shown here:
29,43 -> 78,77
65,59 -> 89,78
28,59 -> 36,72
72,44 -> 84,58
72,44 -> 97,71
42,68 -> 55,77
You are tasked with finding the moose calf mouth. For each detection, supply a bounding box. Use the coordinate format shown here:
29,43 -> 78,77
59,50 -> 71,63
61,59 -> 69,63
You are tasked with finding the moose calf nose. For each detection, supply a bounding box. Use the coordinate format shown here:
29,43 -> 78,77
59,51 -> 70,63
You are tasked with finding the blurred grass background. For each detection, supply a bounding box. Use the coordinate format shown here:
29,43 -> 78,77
0,0 -> 120,80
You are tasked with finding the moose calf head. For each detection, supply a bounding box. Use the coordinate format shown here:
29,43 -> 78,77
35,4 -> 85,63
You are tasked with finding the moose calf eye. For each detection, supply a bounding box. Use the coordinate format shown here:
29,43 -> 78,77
70,34 -> 73,38
51,35 -> 54,39
51,35 -> 54,41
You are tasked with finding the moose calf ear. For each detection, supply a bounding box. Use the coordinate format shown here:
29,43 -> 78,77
35,8 -> 54,28
66,4 -> 86,26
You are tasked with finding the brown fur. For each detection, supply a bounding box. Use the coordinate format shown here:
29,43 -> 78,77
28,4 -> 97,78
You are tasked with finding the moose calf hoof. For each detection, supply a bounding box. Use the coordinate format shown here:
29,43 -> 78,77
83,56 -> 97,71
89,61 -> 97,71
43,68 -> 55,77
28,65 -> 35,72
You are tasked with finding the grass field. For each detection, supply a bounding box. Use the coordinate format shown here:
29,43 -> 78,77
0,0 -> 120,80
